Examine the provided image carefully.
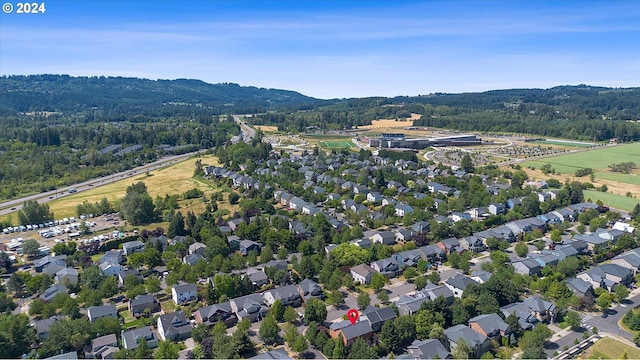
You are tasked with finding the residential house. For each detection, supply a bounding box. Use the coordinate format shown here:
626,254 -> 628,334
500,297 -> 557,330
371,257 -> 401,278
367,192 -> 383,203
412,221 -> 430,234
406,339 -> 451,359
330,320 -> 374,346
193,302 -> 237,327
230,293 -> 269,322
129,294 -> 160,317
361,305 -> 397,332
459,235 -> 485,253
488,203 -> 507,216
121,326 -> 158,350
248,348 -> 293,360
351,238 -> 372,249
99,261 -> 122,277
470,269 -> 492,284
264,260 -> 288,273
444,324 -> 490,358
122,240 -> 144,256
228,218 -> 245,232
40,284 -> 66,303
188,242 -> 207,256
157,311 -> 193,341
245,267 -> 270,287
35,255 -> 66,273
468,313 -> 511,342
395,203 -> 414,217
450,212 -> 471,223
239,240 -> 262,255
118,269 -> 142,287
419,245 -> 444,263
297,278 -> 324,301
612,248 -> 640,274
371,231 -> 396,245
55,267 -> 79,286
565,277 -> 595,299
613,221 -> 636,234
395,293 -> 432,316
395,249 -> 424,268
436,237 -> 462,255
172,283 -> 197,305
577,263 -> 633,291
32,316 -> 62,340
395,229 -> 416,242
512,258 -> 542,276
263,285 -> 303,307
444,274 -> 479,298
183,253 -> 205,266
87,304 -> 117,323
350,264 -> 376,285
87,334 -> 118,359
45,351 -> 78,360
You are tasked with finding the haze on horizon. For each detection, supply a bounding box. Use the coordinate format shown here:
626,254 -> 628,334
1,0 -> 639,99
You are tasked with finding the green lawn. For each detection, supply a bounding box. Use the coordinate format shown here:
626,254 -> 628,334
584,190 -> 640,212
585,337 -> 640,359
522,142 -> 640,174
594,171 -> 640,186
533,140 -> 597,148
320,140 -> 356,149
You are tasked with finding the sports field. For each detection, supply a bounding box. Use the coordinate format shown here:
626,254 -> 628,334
320,140 -> 356,149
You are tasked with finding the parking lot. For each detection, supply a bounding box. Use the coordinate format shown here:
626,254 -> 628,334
0,213 -> 126,262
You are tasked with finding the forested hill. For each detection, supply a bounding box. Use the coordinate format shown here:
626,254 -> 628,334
0,75 -> 327,116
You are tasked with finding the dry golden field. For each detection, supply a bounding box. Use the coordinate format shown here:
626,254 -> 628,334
358,113 -> 422,130
254,125 -> 279,133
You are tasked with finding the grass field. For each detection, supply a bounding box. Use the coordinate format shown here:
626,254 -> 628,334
320,140 -> 356,149
254,125 -> 278,133
0,154 -> 241,224
582,337 -> 640,359
532,140 -> 597,148
583,191 -> 639,212
521,143 -> 640,175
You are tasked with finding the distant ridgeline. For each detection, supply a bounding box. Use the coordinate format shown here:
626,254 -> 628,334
0,74 -> 328,118
250,85 -> 640,142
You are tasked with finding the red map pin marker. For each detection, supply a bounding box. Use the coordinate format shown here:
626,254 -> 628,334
347,309 -> 359,325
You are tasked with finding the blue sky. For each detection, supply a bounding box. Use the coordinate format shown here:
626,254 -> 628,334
1,1 -> 638,99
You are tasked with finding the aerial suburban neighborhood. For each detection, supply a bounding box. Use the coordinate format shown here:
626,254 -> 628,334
1,135 -> 639,359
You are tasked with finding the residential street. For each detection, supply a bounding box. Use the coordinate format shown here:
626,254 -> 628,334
545,287 -> 640,357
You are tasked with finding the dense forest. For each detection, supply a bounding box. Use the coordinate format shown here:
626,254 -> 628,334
0,75 -> 328,116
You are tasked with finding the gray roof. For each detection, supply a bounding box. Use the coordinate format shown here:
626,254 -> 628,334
444,324 -> 487,348
566,277 -> 593,295
248,347 -> 293,359
468,313 -> 510,335
87,304 -> 116,320
158,311 -> 192,338
523,296 -> 556,313
122,326 -> 156,350
130,294 -> 157,308
444,274 -> 479,291
195,302 -> 233,321
408,339 -> 451,360
91,333 -> 118,352
340,320 -> 374,340
362,305 -> 397,326
351,264 -> 376,277
265,285 -> 301,302
173,282 -> 197,294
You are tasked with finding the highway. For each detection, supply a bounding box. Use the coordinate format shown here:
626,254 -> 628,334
233,114 -> 256,143
0,151 -> 199,217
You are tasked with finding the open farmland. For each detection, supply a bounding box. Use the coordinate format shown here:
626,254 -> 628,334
521,142 -> 640,175
532,139 -> 598,148
583,191 -> 640,212
358,113 -> 422,130
517,142 -> 640,210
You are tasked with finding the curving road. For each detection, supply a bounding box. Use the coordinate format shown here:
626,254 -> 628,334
0,152 -> 199,217
233,114 -> 256,143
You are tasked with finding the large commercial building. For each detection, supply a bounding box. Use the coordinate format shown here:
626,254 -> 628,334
368,133 -> 481,149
